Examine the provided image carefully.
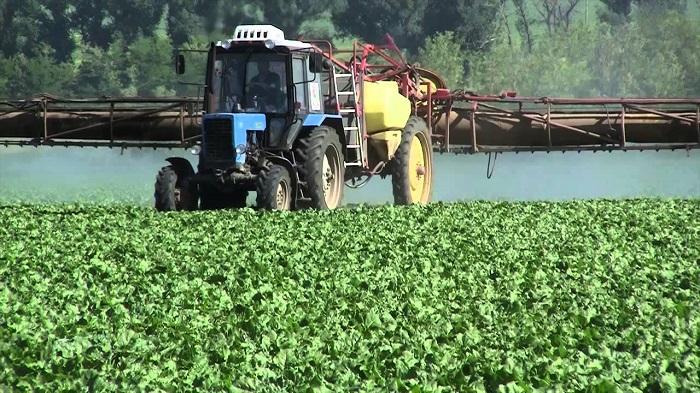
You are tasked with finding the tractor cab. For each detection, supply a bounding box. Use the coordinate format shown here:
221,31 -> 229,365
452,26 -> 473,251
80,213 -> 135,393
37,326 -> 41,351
181,25 -> 339,170
208,29 -> 329,116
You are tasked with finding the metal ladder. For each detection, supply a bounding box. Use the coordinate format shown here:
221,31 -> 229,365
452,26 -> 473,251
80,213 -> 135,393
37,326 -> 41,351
333,66 -> 365,167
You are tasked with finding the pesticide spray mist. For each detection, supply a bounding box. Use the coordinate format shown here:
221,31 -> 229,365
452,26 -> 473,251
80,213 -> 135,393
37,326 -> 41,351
1,147 -> 699,206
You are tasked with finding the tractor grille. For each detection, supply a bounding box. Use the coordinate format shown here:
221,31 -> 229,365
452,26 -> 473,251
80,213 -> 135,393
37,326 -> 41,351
203,118 -> 234,162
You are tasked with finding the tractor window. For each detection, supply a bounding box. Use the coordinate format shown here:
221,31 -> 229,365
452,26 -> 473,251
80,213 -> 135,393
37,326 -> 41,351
292,57 -> 307,112
211,52 -> 288,114
307,58 -> 322,113
320,71 -> 334,113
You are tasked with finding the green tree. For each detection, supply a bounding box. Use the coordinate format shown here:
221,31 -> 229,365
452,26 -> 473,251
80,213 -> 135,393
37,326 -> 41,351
298,11 -> 338,40
0,57 -> 9,95
41,1 -> 77,61
70,0 -> 169,49
187,0 -> 265,39
599,0 -> 689,24
166,1 -> 206,46
589,9 -> 694,97
424,0 -> 501,52
0,48 -> 74,98
467,24 -> 597,96
417,32 -> 467,89
1,1 -> 177,61
0,0 -> 46,57
334,0 -> 429,53
264,0 -> 347,36
69,40 -> 129,97
467,7 -> 698,98
636,0 -> 687,12
125,34 -> 176,97
599,0 -> 633,24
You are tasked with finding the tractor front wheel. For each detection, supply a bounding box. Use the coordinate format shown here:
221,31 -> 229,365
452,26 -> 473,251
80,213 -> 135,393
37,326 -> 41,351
295,126 -> 345,210
256,164 -> 293,211
154,165 -> 198,211
391,116 -> 433,205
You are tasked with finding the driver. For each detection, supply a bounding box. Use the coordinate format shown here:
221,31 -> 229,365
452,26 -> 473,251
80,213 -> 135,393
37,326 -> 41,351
249,59 -> 282,109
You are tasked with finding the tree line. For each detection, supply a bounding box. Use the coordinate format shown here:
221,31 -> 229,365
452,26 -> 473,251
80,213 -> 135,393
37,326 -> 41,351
0,0 -> 698,99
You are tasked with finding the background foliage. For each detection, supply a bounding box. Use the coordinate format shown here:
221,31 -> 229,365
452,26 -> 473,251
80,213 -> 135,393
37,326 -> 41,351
1,200 -> 699,391
0,0 -> 699,98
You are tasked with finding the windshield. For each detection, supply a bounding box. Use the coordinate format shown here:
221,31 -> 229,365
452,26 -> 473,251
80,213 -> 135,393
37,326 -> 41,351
211,52 -> 288,114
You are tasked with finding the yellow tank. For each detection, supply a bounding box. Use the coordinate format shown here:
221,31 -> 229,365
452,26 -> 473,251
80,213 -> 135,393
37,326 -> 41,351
363,81 -> 410,134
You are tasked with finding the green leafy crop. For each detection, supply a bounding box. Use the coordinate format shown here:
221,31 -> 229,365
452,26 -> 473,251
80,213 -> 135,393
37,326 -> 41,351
1,200 -> 699,392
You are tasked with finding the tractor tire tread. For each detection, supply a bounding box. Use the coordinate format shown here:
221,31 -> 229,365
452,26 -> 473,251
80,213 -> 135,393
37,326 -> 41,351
154,165 -> 198,211
256,164 -> 292,210
391,116 -> 432,205
154,166 -> 178,211
294,126 -> 344,209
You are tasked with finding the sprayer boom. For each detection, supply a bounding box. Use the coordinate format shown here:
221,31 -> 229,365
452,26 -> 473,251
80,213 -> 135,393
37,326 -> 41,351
426,94 -> 700,153
2,95 -> 699,153
0,95 -> 201,148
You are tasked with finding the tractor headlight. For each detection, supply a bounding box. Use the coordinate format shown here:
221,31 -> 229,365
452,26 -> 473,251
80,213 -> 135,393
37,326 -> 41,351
264,39 -> 276,50
190,144 -> 202,155
235,144 -> 247,155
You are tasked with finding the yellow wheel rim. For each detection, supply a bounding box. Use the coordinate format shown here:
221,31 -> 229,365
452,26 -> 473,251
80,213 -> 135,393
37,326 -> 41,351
408,134 -> 427,203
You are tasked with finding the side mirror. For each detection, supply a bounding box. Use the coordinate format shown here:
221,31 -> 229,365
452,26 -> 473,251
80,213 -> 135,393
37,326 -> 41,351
175,54 -> 186,75
308,53 -> 326,73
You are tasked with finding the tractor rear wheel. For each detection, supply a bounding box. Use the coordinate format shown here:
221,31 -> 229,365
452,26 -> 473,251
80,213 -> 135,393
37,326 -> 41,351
199,185 -> 248,210
256,164 -> 293,211
154,165 -> 198,211
391,116 -> 433,205
295,126 -> 345,210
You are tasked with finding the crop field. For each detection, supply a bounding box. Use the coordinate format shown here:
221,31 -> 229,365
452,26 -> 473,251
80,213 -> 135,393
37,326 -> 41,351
1,200 -> 699,392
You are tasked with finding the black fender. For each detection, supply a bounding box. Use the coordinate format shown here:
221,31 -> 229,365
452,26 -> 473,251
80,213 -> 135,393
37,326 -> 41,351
321,117 -> 346,148
165,157 -> 195,178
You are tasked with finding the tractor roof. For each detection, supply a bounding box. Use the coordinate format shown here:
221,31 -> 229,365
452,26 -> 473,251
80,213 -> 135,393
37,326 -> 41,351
217,25 -> 312,51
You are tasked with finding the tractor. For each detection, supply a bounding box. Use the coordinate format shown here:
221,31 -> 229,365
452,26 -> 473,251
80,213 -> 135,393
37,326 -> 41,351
160,24 -> 433,211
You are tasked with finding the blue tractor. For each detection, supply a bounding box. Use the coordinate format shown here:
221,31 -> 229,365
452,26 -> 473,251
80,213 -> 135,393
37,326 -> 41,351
155,24 -> 435,211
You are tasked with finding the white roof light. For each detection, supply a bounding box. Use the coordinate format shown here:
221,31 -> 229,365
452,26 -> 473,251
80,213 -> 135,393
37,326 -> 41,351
221,24 -> 311,50
234,25 -> 284,42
